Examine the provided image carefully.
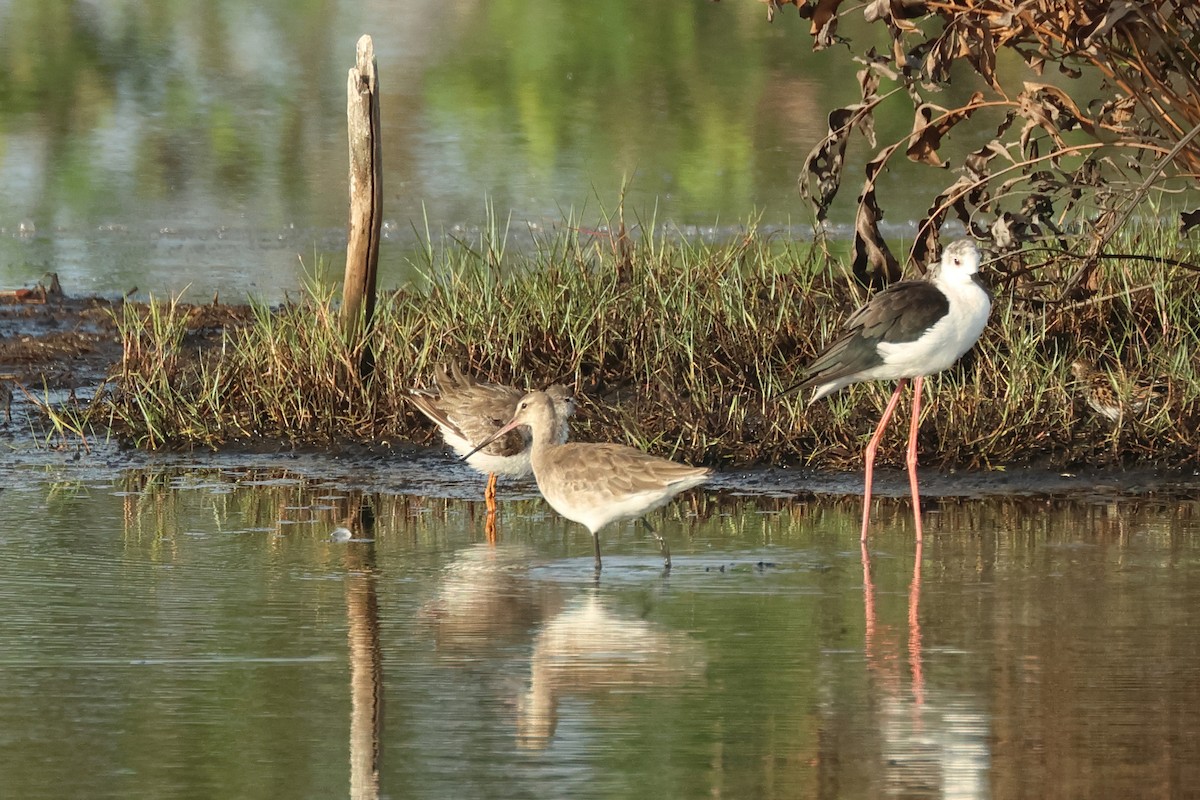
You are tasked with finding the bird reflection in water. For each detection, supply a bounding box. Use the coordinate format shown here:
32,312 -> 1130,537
516,592 -> 707,749
861,542 -> 990,797
420,543 -> 565,662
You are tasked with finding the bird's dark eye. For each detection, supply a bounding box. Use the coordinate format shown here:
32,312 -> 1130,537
953,258 -> 961,266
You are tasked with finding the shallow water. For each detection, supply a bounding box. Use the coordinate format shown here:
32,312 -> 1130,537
2,457 -> 1199,799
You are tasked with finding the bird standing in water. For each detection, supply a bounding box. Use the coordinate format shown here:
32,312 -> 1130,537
409,363 -> 575,515
782,239 -> 991,541
464,390 -> 711,572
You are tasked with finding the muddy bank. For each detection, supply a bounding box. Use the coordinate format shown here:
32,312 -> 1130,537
2,277 -> 1195,500
0,279 -> 251,432
5,422 -> 1199,509
3,277 -> 1198,482
0,283 -> 122,396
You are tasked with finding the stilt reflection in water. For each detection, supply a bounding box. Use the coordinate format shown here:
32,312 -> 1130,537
860,543 -> 989,797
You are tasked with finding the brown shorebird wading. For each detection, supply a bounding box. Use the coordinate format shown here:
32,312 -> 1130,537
780,240 -> 992,542
409,363 -> 574,515
464,390 -> 711,572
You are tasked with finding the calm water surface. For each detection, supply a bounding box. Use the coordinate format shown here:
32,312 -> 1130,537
0,0 -> 1034,303
2,459 -> 1198,799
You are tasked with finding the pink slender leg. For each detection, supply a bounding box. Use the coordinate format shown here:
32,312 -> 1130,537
906,376 -> 924,542
862,378 -> 908,541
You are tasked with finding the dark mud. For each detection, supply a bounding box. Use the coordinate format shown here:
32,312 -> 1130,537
0,290 -> 121,392
0,279 -> 251,431
6,431 -> 1199,512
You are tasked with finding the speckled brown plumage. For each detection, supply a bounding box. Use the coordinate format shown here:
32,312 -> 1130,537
409,363 -> 574,514
466,390 -> 711,571
1070,360 -> 1164,423
410,362 -> 530,459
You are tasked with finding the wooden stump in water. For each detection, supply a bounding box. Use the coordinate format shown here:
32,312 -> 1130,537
343,34 -> 382,378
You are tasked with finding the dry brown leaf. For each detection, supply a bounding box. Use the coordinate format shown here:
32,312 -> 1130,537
799,67 -> 880,220
905,93 -> 985,166
801,107 -> 859,221
808,0 -> 847,49
1022,82 -> 1097,136
853,48 -> 900,81
863,0 -> 926,24
1080,0 -> 1137,45
851,151 -> 901,286
756,0 -> 1200,295
758,0 -> 801,23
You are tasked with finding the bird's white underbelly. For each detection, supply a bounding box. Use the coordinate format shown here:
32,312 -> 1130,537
465,450 -> 533,477
540,483 -> 679,534
875,288 -> 989,379
444,429 -> 534,477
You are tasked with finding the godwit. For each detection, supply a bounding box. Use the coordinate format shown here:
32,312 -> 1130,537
782,239 -> 991,542
464,390 -> 711,571
409,363 -> 575,514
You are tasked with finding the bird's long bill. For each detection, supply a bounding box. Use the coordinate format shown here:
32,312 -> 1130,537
460,416 -> 524,462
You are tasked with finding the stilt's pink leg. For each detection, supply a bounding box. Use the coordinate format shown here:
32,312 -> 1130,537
906,376 -> 924,541
862,379 -> 908,541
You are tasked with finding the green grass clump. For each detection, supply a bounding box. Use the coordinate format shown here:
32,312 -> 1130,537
97,219 -> 1200,469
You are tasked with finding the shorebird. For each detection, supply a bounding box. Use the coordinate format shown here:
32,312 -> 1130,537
464,390 -> 711,572
781,239 -> 992,542
1069,360 -> 1164,423
409,363 -> 575,514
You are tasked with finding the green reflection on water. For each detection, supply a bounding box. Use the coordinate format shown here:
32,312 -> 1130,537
0,0 -> 973,301
2,467 -> 1199,798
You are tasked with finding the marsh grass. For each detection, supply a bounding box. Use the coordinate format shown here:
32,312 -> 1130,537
94,219 -> 1200,469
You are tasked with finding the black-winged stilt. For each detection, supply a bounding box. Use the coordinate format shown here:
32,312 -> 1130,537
783,239 -> 991,541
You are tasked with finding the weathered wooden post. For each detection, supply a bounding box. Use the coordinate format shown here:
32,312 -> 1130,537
343,34 -> 382,378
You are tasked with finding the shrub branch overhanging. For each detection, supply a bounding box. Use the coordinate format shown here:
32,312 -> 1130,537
747,0 -> 1200,292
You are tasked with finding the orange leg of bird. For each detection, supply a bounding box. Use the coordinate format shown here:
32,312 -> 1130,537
862,378 -> 908,541
906,376 -> 924,542
485,472 -> 498,514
